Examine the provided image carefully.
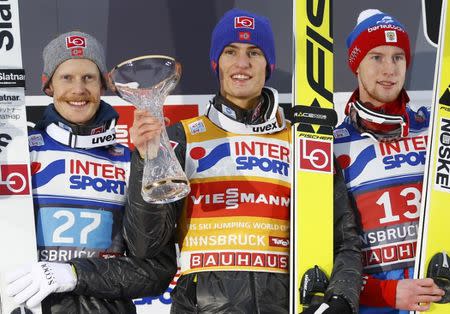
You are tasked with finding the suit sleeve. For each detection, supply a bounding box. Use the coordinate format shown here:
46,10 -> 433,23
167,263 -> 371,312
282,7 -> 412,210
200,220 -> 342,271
359,275 -> 398,307
70,242 -> 177,299
123,122 -> 186,259
325,158 -> 363,314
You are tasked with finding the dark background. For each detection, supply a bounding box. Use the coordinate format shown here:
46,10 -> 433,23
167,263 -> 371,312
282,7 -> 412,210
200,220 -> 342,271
18,0 -> 436,98
19,0 -> 293,96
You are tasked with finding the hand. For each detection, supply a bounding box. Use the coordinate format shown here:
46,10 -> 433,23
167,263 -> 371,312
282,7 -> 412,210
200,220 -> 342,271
129,109 -> 164,158
6,262 -> 77,308
301,295 -> 351,314
395,278 -> 445,311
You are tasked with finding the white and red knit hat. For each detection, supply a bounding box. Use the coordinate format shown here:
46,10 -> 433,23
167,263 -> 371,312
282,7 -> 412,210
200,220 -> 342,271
346,9 -> 411,74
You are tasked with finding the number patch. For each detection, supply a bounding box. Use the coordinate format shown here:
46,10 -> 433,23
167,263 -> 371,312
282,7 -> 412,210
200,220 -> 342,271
36,207 -> 113,249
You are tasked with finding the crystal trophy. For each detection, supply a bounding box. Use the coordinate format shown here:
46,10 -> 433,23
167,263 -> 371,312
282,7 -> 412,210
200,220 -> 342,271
110,55 -> 190,203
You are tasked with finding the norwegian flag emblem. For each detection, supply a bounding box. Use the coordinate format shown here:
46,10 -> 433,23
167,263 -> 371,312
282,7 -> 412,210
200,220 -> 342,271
239,31 -> 251,41
66,35 -> 86,49
234,16 -> 255,29
71,48 -> 84,57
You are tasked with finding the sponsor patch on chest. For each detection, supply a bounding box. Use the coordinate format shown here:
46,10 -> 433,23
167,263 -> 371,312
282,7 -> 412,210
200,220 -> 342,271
188,120 -> 206,135
333,128 -> 350,139
29,134 -> 44,147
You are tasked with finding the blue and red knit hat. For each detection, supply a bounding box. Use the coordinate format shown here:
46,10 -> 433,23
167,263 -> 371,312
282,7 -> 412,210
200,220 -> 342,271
210,8 -> 276,80
347,9 -> 411,74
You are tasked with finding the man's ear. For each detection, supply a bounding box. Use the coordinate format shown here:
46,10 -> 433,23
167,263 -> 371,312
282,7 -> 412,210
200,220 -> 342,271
44,83 -> 54,97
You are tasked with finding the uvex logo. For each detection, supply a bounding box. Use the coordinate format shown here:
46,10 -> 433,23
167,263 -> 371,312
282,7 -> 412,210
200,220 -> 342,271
92,133 -> 116,144
0,0 -> 15,51
252,122 -> 277,133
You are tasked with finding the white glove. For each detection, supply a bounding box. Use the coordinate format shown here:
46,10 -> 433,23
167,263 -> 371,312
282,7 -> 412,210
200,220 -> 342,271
5,262 -> 77,308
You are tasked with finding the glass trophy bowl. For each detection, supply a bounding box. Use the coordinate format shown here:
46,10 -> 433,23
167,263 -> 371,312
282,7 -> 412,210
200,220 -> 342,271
110,55 -> 190,203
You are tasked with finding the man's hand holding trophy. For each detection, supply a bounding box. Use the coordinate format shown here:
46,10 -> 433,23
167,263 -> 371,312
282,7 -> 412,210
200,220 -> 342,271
109,55 -> 190,203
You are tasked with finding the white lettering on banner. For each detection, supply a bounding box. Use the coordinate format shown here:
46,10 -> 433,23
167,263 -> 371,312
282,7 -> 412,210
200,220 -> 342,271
39,249 -> 96,261
191,221 -> 288,231
252,222 -> 282,230
190,251 -> 288,270
185,234 -> 265,247
360,224 -> 418,246
115,124 -> 129,146
376,188 -> 421,224
213,221 -> 251,229
362,242 -> 415,269
367,24 -> 405,33
0,72 -> 24,81
191,188 -> 290,209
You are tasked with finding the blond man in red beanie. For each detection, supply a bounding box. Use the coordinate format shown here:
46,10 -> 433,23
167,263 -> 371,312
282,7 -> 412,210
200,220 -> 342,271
334,9 -> 445,314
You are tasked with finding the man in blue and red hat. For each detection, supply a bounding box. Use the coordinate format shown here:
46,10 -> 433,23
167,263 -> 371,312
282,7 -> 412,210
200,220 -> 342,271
125,8 -> 362,314
334,9 -> 445,314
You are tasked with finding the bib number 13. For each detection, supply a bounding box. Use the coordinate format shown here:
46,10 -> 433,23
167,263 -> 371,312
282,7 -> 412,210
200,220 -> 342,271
377,187 -> 421,224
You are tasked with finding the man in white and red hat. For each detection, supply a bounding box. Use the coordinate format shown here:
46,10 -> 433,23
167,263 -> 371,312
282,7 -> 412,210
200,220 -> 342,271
334,9 -> 445,314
